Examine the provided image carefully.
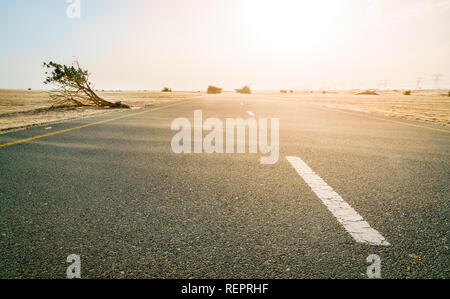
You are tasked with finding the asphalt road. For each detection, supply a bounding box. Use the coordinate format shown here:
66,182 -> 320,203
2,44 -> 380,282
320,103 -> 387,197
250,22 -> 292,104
0,94 -> 448,278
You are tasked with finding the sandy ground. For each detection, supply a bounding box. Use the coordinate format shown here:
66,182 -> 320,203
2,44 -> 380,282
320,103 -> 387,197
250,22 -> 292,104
258,90 -> 450,127
1,89 -> 449,133
0,90 -> 202,133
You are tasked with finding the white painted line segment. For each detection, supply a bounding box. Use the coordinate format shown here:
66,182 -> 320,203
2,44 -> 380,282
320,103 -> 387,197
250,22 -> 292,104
247,111 -> 255,116
286,156 -> 390,246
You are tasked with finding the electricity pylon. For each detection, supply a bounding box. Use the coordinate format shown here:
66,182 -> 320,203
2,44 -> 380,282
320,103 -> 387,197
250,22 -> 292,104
432,73 -> 443,90
415,77 -> 423,90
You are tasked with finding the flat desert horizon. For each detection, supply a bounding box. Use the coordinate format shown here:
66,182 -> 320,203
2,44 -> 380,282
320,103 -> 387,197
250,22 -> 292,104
1,88 -> 449,134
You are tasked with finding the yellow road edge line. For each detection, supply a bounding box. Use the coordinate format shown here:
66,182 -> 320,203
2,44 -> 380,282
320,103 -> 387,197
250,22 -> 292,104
0,100 -> 191,149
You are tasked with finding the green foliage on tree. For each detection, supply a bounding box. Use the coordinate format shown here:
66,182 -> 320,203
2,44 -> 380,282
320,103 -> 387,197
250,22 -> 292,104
43,60 -> 129,108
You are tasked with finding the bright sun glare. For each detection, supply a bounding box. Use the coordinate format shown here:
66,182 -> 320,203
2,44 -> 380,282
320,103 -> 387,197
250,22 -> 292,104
244,0 -> 341,52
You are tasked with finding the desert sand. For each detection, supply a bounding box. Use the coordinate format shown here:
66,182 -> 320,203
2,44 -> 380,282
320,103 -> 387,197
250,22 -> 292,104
1,89 -> 449,134
259,90 -> 450,127
0,89 -> 202,133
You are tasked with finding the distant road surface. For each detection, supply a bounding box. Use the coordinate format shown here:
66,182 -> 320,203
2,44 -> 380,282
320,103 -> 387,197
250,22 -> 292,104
0,94 -> 448,278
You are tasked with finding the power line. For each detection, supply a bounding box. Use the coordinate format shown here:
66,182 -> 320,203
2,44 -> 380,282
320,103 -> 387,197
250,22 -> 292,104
432,73 -> 443,90
378,80 -> 389,90
415,77 -> 423,90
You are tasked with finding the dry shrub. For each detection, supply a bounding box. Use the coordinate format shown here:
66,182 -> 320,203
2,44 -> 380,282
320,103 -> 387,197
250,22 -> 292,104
207,86 -> 223,94
235,86 -> 251,94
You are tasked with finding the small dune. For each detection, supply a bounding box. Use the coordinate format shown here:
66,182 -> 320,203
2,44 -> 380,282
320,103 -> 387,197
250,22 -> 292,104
355,90 -> 379,96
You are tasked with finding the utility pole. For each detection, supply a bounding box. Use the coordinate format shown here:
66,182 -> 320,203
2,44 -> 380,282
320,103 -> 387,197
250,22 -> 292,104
377,80 -> 382,90
432,73 -> 443,90
378,80 -> 389,91
415,77 -> 423,90
320,82 -> 325,91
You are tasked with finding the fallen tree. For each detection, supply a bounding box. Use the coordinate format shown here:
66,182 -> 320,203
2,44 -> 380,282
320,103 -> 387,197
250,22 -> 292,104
43,60 -> 129,108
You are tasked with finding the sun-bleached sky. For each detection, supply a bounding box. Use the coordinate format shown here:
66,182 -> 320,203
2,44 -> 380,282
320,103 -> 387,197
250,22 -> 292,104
1,0 -> 449,90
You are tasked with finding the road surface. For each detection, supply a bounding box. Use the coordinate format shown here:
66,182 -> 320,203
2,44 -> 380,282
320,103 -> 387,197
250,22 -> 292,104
0,94 -> 448,278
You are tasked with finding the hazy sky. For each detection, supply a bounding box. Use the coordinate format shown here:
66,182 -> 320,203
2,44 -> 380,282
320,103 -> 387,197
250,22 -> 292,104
1,0 -> 449,90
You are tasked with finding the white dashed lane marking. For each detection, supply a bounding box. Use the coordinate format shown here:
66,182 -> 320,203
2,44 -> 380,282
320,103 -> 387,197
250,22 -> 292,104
247,111 -> 255,116
286,156 -> 390,246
